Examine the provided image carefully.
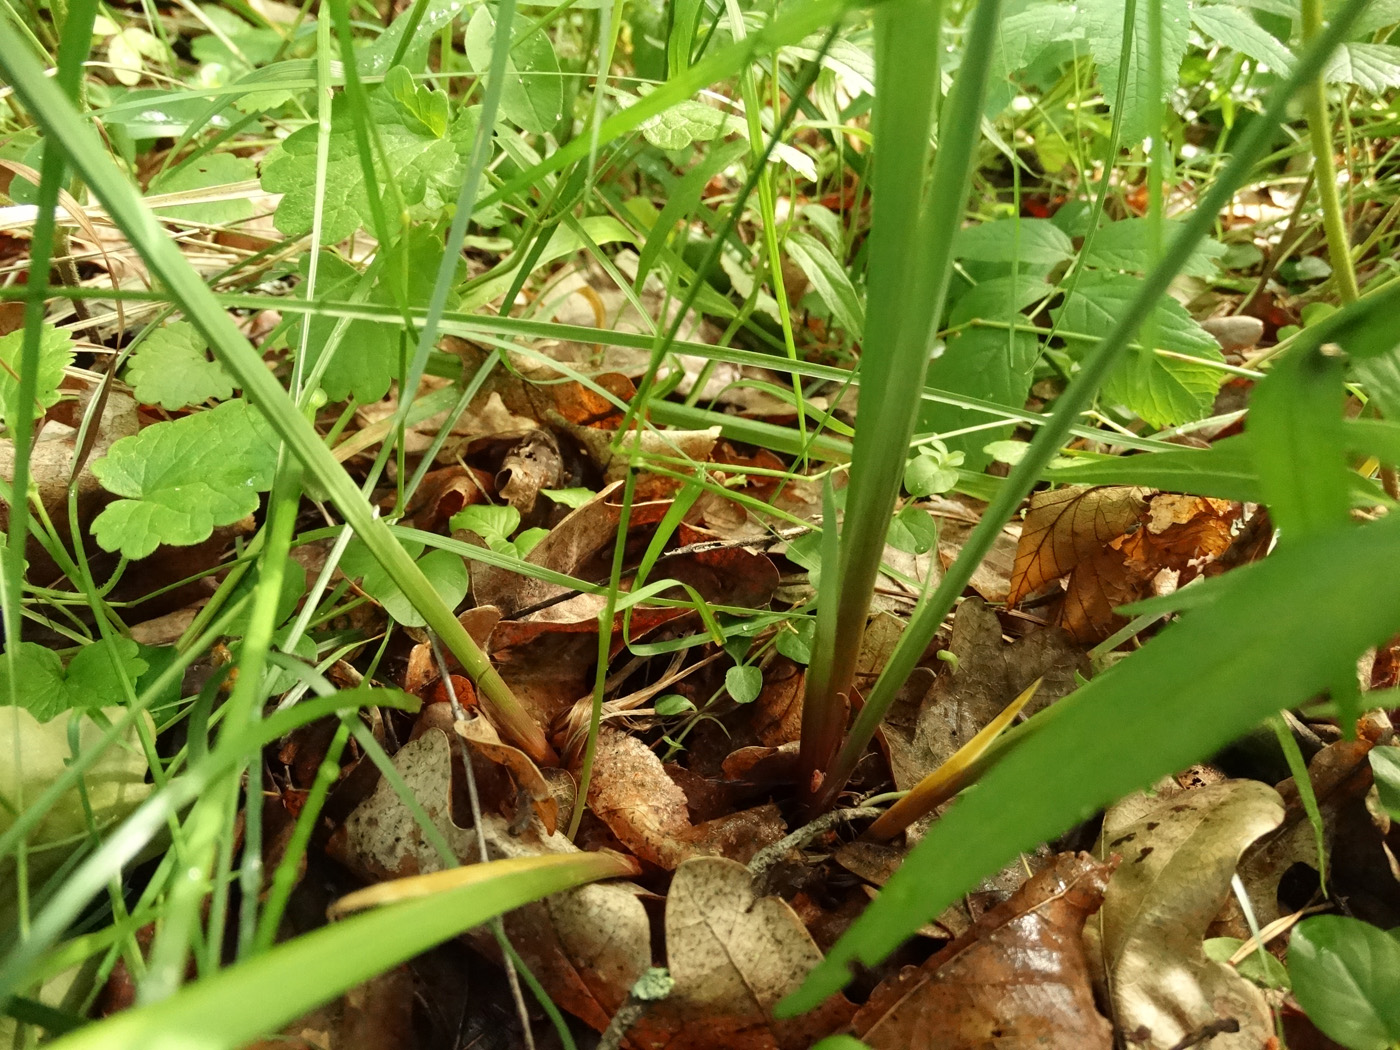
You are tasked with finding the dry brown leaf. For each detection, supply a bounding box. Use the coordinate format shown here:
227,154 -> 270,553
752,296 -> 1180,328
852,852 -> 1115,1050
1008,486 -> 1147,605
497,429 -> 563,515
454,714 -> 558,834
752,658 -> 804,747
1087,780 -> 1284,1050
630,856 -> 856,1050
1058,545 -> 1144,644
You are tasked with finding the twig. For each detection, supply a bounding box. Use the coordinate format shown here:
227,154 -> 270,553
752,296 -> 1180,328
596,968 -> 675,1050
747,807 -> 882,887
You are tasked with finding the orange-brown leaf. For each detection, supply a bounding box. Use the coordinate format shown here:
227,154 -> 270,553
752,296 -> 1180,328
1008,486 -> 1147,606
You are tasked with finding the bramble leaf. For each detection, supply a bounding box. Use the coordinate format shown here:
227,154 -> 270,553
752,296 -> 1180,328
1054,274 -> 1225,427
1081,219 -> 1227,278
0,638 -> 147,722
1082,0 -> 1191,144
464,6 -> 562,134
0,323 -> 74,428
953,218 -> 1074,266
638,99 -> 733,150
260,71 -> 488,241
90,399 -> 281,559
1324,42 -> 1400,92
1189,4 -> 1294,74
124,321 -> 237,409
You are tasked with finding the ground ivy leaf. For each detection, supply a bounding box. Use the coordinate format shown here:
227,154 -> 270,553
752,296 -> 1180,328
0,323 -> 75,428
1054,274 -> 1225,427
464,6 -> 562,134
90,399 -> 280,559
261,78 -> 487,242
124,321 -> 237,409
1082,0 -> 1191,144
149,153 -> 257,226
0,638 -> 146,722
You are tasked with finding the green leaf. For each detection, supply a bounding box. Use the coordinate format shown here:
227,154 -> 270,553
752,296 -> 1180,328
362,0 -> 467,75
786,229 -> 864,339
904,445 -> 963,497
888,505 -> 938,554
383,66 -> 449,138
925,276 -> 1048,468
1055,274 -> 1225,427
1248,346 -> 1350,542
776,617 -> 816,664
782,510 -> 1400,1014
985,3 -> 1085,115
726,664 -> 762,704
1324,42 -> 1400,92
952,218 -> 1074,265
342,541 -> 469,629
638,98 -> 734,149
260,81 -> 487,242
1189,4 -> 1294,74
0,638 -> 147,722
46,853 -> 631,1050
1203,938 -> 1291,990
542,487 -> 594,509
0,323 -> 74,428
1370,748 -> 1400,822
1082,0 -> 1191,144
1288,915 -> 1400,1050
148,153 -> 257,226
654,693 -> 695,716
1081,219 -> 1227,278
300,226 -> 464,403
450,504 -> 521,540
90,399 -> 281,559
464,6 -> 562,134
124,321 -> 237,409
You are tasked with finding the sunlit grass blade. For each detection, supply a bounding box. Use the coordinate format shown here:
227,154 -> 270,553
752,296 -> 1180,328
46,853 -> 632,1050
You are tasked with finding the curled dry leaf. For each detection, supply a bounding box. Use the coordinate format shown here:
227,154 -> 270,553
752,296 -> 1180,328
497,429 -> 563,515
585,728 -> 787,869
1088,779 -> 1285,1050
1008,486 -> 1147,606
851,852 -> 1116,1050
630,856 -> 856,1050
455,714 -> 558,834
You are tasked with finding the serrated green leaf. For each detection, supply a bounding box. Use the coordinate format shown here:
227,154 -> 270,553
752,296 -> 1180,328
0,323 -> 74,428
726,664 -> 762,704
300,225 -> 464,403
952,218 -> 1073,265
986,3 -> 1085,115
1289,915 -> 1400,1050
362,0 -> 469,75
464,6 -> 562,134
638,98 -> 733,149
1082,0 -> 1191,144
1054,274 -> 1225,427
1082,219 -> 1227,277
261,88 -> 487,242
149,153 -> 257,226
384,66 -> 450,138
1190,3 -> 1294,73
1323,42 -> 1400,92
124,321 -> 237,409
786,229 -> 864,338
0,638 -> 146,722
90,399 -> 280,559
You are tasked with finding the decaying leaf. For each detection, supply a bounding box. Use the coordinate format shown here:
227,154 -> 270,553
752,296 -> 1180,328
851,852 -> 1116,1050
631,857 -> 856,1050
1088,780 -> 1284,1050
1008,486 -> 1147,605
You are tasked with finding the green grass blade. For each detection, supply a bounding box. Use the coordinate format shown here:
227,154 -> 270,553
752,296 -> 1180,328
47,853 -> 631,1050
0,36 -> 550,763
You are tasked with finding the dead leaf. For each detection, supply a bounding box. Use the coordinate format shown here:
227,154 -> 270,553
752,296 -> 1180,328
630,856 -> 856,1049
497,429 -> 563,515
851,852 -> 1116,1050
455,714 -> 558,834
1088,780 -> 1284,1050
1008,486 -> 1147,605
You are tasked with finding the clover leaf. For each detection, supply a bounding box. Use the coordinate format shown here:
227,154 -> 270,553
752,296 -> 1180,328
124,321 -> 237,409
90,399 -> 280,559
